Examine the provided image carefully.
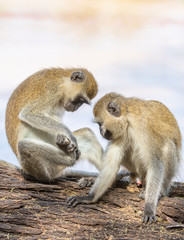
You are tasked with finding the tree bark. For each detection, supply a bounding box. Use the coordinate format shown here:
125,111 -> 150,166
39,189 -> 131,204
0,160 -> 183,240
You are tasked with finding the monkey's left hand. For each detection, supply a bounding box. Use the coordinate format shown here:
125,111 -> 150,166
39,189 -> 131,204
56,134 -> 81,160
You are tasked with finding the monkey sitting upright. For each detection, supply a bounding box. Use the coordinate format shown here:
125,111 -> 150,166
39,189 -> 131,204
67,92 -> 182,224
6,68 -> 103,183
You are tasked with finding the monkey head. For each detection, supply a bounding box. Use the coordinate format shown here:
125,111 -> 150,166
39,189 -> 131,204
63,69 -> 98,112
93,93 -> 128,140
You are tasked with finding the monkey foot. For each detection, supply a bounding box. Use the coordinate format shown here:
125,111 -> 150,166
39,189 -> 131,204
78,177 -> 95,188
56,134 -> 81,160
56,134 -> 70,148
67,196 -> 80,207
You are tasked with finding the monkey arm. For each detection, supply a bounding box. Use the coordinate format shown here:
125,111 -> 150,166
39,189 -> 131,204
89,143 -> 123,202
67,142 -> 123,207
19,106 -> 80,160
19,104 -> 74,140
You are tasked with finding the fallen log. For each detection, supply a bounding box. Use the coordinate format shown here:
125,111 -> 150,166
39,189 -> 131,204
0,160 -> 183,239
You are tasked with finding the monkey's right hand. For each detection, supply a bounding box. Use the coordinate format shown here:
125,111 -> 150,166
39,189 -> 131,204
56,134 -> 81,160
67,193 -> 94,207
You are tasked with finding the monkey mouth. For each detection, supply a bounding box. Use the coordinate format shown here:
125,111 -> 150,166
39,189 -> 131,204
64,96 -> 90,112
103,135 -> 113,140
102,130 -> 113,140
64,101 -> 81,112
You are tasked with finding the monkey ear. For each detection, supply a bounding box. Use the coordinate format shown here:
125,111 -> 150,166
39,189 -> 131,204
70,71 -> 85,82
107,101 -> 121,117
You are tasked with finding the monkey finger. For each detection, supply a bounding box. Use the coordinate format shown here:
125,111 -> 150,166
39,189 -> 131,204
151,215 -> 157,224
75,149 -> 81,160
142,215 -> 149,224
142,214 -> 156,224
67,196 -> 79,207
56,134 -> 70,147
78,177 -> 95,188
67,144 -> 76,153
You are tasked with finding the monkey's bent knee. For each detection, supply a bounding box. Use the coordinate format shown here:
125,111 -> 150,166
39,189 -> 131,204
73,128 -> 97,140
74,127 -> 94,135
18,140 -> 24,151
18,140 -> 29,153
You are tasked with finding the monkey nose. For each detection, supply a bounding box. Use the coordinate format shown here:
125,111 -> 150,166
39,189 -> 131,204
104,130 -> 112,140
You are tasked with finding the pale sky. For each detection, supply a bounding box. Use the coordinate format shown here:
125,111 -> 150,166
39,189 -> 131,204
0,0 -> 184,181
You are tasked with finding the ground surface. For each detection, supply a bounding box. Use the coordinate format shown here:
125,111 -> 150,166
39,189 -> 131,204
0,160 -> 183,239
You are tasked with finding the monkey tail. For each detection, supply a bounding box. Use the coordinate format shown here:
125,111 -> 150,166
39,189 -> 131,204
62,168 -> 130,179
62,168 -> 99,178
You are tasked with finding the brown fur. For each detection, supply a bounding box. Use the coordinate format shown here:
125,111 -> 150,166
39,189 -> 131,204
93,93 -> 181,149
93,92 -> 181,223
67,92 -> 181,224
6,68 -> 98,156
5,67 -> 103,183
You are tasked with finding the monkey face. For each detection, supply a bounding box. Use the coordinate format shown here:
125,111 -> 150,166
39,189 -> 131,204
63,70 -> 96,112
64,95 -> 89,112
95,118 -> 124,141
95,121 -> 113,140
94,93 -> 127,141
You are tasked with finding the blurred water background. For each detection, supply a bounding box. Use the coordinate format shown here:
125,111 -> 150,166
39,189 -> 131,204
0,0 -> 184,181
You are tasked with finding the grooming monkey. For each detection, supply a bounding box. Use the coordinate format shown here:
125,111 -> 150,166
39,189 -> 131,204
6,68 -> 103,183
67,92 -> 182,224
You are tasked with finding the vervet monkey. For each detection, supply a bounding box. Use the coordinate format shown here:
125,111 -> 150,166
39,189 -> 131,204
6,68 -> 103,183
67,92 -> 182,224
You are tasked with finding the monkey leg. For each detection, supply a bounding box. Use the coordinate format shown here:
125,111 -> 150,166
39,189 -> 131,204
72,128 -> 103,187
143,159 -> 165,224
160,142 -> 180,197
160,167 -> 173,198
18,139 -> 77,182
77,177 -> 95,188
73,128 -> 103,170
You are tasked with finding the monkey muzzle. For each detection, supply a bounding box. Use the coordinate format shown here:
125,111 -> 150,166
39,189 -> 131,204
104,130 -> 112,140
100,128 -> 112,140
64,97 -> 89,112
64,101 -> 82,112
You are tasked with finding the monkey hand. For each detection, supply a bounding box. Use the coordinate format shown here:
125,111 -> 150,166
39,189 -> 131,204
56,134 -> 81,160
66,196 -> 80,207
142,204 -> 157,224
67,193 -> 94,207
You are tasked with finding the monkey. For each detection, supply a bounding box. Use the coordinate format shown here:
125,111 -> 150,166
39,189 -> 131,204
5,68 -> 103,183
67,92 -> 182,224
